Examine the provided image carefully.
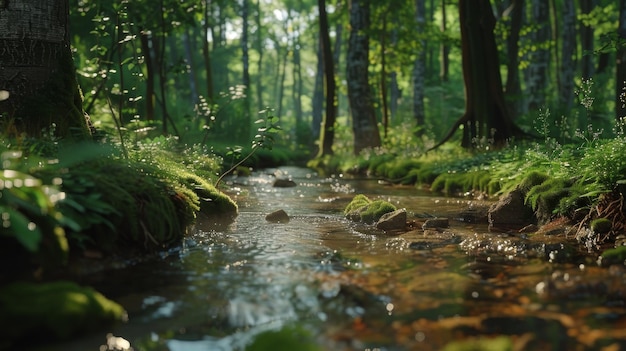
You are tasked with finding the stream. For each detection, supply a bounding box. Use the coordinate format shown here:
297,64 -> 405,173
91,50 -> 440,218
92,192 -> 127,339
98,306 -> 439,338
48,166 -> 626,351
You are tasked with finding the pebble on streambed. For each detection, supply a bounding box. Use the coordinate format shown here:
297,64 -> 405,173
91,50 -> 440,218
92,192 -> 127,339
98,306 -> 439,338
265,209 -> 290,223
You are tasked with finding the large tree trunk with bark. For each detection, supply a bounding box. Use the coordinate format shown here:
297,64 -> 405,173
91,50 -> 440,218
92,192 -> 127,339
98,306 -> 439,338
433,0 -> 523,150
0,0 -> 91,139
347,0 -> 381,155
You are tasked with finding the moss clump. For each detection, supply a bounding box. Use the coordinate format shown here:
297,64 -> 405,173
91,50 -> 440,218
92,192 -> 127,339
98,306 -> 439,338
443,336 -> 513,351
518,171 -> 550,193
590,218 -> 612,234
344,194 -> 372,215
245,325 -> 321,351
525,178 -> 572,222
344,195 -> 396,224
599,246 -> 626,266
0,281 -> 125,347
177,171 -> 238,215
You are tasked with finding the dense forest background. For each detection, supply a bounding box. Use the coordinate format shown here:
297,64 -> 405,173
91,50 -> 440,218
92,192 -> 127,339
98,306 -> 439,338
61,0 -> 624,156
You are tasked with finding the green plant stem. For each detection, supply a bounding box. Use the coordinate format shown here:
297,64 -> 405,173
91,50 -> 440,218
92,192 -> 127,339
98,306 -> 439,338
106,96 -> 129,159
215,146 -> 259,188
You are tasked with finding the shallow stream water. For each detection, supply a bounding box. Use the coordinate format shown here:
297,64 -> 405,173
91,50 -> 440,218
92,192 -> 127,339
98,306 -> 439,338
49,167 -> 626,350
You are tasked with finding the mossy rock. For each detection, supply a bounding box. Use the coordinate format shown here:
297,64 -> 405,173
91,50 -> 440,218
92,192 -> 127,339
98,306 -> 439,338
178,172 -> 238,215
344,194 -> 372,215
443,336 -> 513,351
245,325 -> 321,351
0,280 -> 125,348
519,171 -> 550,194
590,218 -> 612,234
344,195 -> 396,224
598,246 -> 626,266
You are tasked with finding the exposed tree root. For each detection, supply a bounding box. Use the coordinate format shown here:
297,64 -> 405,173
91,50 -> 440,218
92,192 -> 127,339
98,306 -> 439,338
575,190 -> 626,244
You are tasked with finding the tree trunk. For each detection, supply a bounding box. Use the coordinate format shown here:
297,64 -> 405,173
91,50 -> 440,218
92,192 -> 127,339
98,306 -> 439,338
525,0 -> 551,111
316,0 -> 337,157
140,31 -> 156,121
504,0 -> 524,118
241,0 -> 251,140
202,0 -> 215,102
312,38 -> 324,141
0,0 -> 91,139
558,0 -> 576,112
579,0 -> 595,79
254,0 -> 264,112
380,14 -> 389,138
347,0 -> 381,155
433,0 -> 522,150
440,0 -> 450,82
413,0 -> 427,135
617,0 -> 626,120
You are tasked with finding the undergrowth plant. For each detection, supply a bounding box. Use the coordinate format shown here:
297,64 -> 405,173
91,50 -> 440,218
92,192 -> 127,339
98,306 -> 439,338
215,109 -> 281,187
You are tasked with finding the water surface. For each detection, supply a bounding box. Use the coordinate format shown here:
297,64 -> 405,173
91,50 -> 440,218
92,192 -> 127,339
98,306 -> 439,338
51,167 -> 626,350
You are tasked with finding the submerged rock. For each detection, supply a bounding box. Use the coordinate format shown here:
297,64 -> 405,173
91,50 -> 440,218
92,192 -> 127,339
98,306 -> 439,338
422,217 -> 449,229
273,179 -> 297,187
265,209 -> 290,223
375,208 -> 407,232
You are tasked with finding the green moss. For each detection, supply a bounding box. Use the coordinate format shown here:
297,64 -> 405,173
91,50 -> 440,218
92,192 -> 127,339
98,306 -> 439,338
344,195 -> 396,224
525,178 -> 571,221
590,218 -> 612,234
245,325 -> 321,351
361,200 -> 397,224
0,281 -> 125,346
344,194 -> 372,215
599,246 -> 626,266
178,171 -> 238,215
443,336 -> 513,351
518,171 -> 550,193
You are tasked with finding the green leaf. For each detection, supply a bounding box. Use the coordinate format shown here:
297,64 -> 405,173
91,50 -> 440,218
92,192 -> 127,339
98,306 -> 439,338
0,208 -> 41,252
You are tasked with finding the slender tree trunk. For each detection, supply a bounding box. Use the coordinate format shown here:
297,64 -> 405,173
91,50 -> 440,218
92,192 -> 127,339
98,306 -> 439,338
413,0 -> 427,134
0,0 -> 91,138
316,0 -> 337,157
525,0 -> 551,111
617,0 -> 626,120
312,38 -> 324,141
293,35 -> 306,145
579,0 -> 595,79
504,0 -> 524,118
183,29 -> 199,106
241,0 -> 251,140
380,14 -> 389,138
140,31 -> 156,121
558,0 -> 576,112
202,0 -> 214,102
255,0 -> 264,111
440,0 -> 449,82
347,0 -> 381,154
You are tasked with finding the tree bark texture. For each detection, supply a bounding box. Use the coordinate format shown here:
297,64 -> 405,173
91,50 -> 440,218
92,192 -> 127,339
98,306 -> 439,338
457,0 -> 520,147
504,0 -> 525,117
412,0 -> 427,135
0,0 -> 91,138
617,0 -> 626,120
347,0 -> 381,155
316,0 -> 337,157
524,0 -> 551,111
558,0 -> 576,112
